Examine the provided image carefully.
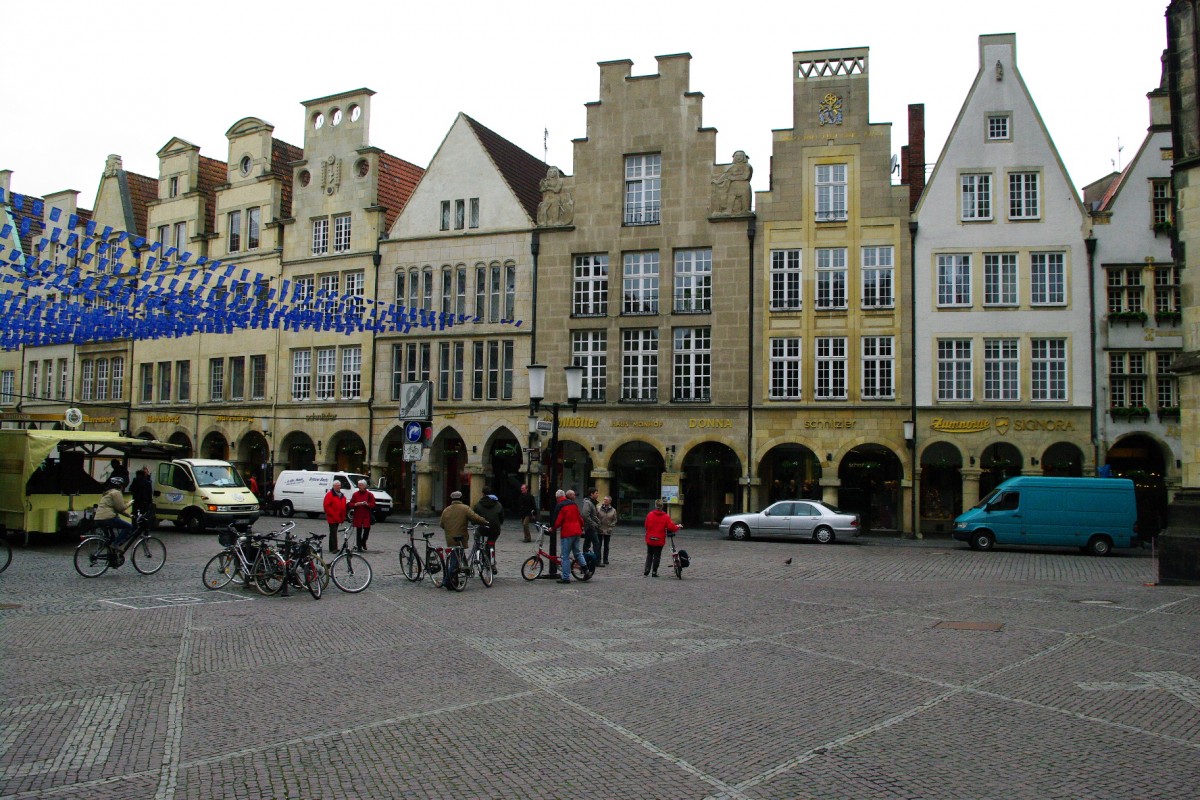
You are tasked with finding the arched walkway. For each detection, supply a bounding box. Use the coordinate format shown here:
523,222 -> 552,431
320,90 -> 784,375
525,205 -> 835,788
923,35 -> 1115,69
758,443 -> 822,506
838,444 -> 903,533
680,442 -> 742,526
608,441 -> 664,519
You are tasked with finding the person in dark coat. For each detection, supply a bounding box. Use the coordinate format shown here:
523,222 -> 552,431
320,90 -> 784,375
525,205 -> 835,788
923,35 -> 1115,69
516,483 -> 538,543
130,466 -> 154,525
473,487 -> 505,569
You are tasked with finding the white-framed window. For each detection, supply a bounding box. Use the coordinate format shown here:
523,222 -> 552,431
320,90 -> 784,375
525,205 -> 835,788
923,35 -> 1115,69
168,176 -> 179,198
987,115 -> 1010,141
769,337 -> 802,400
0,370 -> 13,405
472,341 -> 485,400
422,268 -> 434,311
229,357 -> 245,401
961,173 -> 992,220
815,247 -> 848,309
406,342 -> 431,382
1030,252 -> 1065,305
573,254 -> 608,316
815,337 -> 847,400
95,358 -> 109,401
139,362 -> 153,403
504,264 -> 516,321
1109,352 -> 1145,409
489,264 -> 501,323
624,154 -> 661,225
937,254 -> 971,307
621,329 -> 658,401
312,218 -> 329,255
390,345 -> 404,401
453,342 -> 465,400
250,356 -> 266,401
111,357 -> 124,400
41,360 -> 52,399
319,273 -> 339,321
394,270 -> 406,305
469,198 -> 480,229
228,210 -> 242,253
440,267 -> 453,316
937,339 -> 972,401
408,269 -> 421,311
674,248 -> 712,313
861,246 -> 894,309
344,270 -> 365,317
623,251 -> 659,314
438,343 -> 452,402
291,350 -> 311,401
340,346 -> 361,399
158,361 -> 172,403
177,361 -> 191,402
770,249 -> 802,311
209,358 -> 224,402
174,222 -> 187,253
861,336 -> 894,400
1157,352 -> 1179,410
82,360 -> 94,401
1152,179 -> 1173,226
57,358 -> 68,400
1155,267 -> 1181,314
984,338 -> 1020,401
1008,172 -> 1040,219
333,214 -> 352,253
247,207 -> 261,250
315,347 -> 336,400
295,276 -> 315,308
474,265 -> 486,318
815,163 -> 847,222
485,340 -> 513,400
1107,268 -> 1143,314
673,327 -> 711,402
572,330 -> 607,402
984,253 -> 1018,306
1031,338 -> 1067,401
456,266 -> 468,317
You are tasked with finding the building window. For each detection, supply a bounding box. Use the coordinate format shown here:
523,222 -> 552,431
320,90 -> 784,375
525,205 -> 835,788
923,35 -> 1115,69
57,358 -> 68,400
422,268 -> 434,311
1109,352 -> 1145,409
155,362 -> 169,403
341,346 -> 361,399
295,276 -> 315,308
291,351 -> 311,401
1031,338 -> 1067,401
406,342 -> 431,382
472,341 -> 485,400
229,357 -> 245,401
1155,267 -> 1181,314
983,253 -> 1018,306
1008,172 -> 1040,219
861,246 -> 894,309
228,210 -> 242,253
1107,268 -> 1143,314
770,249 -> 802,311
455,199 -> 466,230
621,329 -> 658,401
469,198 -> 480,229
815,163 -> 848,222
394,270 -> 406,305
815,247 -> 848,310
1030,252 -> 1065,305
937,254 -> 972,307
674,248 -> 712,313
208,359 -> 223,401
987,115 -> 1010,141
474,265 -> 486,318
177,361 -> 190,402
504,264 -> 516,321
673,327 -> 711,402
453,342 -> 465,400
408,269 -> 420,311
95,359 -> 109,401
312,218 -> 329,255
984,339 -> 1020,401
961,173 -> 992,220
390,345 -> 404,401
624,154 -> 661,225
861,336 -> 894,399
174,222 -> 187,253
168,176 -> 179,198
1157,352 -> 1179,410
623,251 -> 659,314
111,357 -> 123,400
157,225 -> 169,247
333,214 -> 352,253
42,360 -> 52,399
140,362 -> 153,403
0,370 -> 13,405
489,264 -> 501,323
247,207 -> 261,250
572,331 -> 607,402
319,273 -> 339,322
937,339 -> 972,401
440,268 -> 453,316
344,270 -> 365,317
1152,179 -> 1172,226
573,254 -> 609,316
815,337 -> 847,400
456,267 -> 468,317
438,343 -> 452,402
81,360 -> 94,401
440,201 -> 451,231
769,337 -> 802,400
484,341 -> 501,400
316,347 -> 337,400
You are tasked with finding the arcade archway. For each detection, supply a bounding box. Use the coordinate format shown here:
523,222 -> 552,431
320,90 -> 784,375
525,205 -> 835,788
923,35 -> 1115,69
919,442 -> 962,534
758,443 -> 822,505
1106,433 -> 1169,538
201,431 -> 229,460
331,432 -> 367,473
167,432 -> 193,459
486,430 -> 524,509
838,444 -> 903,532
680,442 -> 742,526
979,442 -> 1023,497
608,441 -> 664,519
281,432 -> 316,470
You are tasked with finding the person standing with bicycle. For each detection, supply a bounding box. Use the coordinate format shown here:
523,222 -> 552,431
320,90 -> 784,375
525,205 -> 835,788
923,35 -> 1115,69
349,479 -> 376,551
643,499 -> 680,577
472,487 -> 504,572
553,492 -> 586,584
440,491 -> 488,549
324,481 -> 348,552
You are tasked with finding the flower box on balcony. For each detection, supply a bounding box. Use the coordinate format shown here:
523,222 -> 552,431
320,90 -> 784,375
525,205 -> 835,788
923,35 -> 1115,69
1158,406 -> 1181,421
1155,311 -> 1182,326
1109,406 -> 1150,421
1108,311 -> 1148,326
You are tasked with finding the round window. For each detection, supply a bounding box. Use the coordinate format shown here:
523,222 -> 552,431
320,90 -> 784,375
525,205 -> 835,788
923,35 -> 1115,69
313,112 -> 325,130
356,159 -> 369,178
349,104 -> 361,122
299,170 -> 311,187
239,156 -> 252,177
331,108 -> 343,126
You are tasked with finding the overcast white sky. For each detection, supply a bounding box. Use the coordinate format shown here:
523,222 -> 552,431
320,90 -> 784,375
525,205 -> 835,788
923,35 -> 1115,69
4,1 -> 1167,211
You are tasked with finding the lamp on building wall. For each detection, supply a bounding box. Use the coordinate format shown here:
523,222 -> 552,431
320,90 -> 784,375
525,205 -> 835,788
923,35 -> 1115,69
826,453 -> 833,463
969,456 -> 975,466
903,420 -> 915,449
528,363 -> 583,567
1031,456 -> 1039,466
317,440 -> 322,454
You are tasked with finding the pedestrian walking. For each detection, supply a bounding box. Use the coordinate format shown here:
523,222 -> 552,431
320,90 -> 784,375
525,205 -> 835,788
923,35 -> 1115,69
130,466 -> 154,524
597,495 -> 617,567
553,492 -> 585,583
643,499 -> 680,577
517,483 -> 537,542
473,487 -> 504,570
581,487 -> 602,563
323,481 -> 348,551
440,490 -> 488,549
349,479 -> 376,551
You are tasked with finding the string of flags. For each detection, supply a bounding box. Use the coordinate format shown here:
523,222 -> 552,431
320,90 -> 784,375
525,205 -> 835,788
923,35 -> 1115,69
0,190 -> 525,350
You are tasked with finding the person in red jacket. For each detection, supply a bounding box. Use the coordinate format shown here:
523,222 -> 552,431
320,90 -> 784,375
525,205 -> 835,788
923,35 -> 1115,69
643,499 -> 680,577
323,482 -> 348,552
349,479 -> 377,551
553,490 -> 586,583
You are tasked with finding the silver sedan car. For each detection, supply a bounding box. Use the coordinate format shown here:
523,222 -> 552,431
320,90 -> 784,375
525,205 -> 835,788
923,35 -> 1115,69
719,500 -> 860,544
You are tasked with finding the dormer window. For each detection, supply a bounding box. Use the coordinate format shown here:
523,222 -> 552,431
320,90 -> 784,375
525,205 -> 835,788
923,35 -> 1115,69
239,156 -> 252,177
987,114 -> 1010,141
168,176 -> 179,198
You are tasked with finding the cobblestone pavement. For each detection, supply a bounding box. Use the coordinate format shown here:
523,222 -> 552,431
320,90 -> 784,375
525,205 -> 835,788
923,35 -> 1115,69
1,521 -> 1197,799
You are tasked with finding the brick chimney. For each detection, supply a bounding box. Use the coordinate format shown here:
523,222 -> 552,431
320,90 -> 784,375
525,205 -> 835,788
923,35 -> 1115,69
902,103 -> 925,211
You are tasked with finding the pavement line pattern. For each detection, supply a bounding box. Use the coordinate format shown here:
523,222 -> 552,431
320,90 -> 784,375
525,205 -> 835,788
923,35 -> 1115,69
0,694 -> 131,781
154,604 -> 193,800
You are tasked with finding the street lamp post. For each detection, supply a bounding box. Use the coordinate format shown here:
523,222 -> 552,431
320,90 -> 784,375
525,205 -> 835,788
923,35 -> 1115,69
528,363 -> 583,565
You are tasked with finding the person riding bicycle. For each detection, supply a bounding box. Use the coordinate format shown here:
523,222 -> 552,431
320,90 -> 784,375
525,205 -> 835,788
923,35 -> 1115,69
439,491 -> 488,549
472,487 -> 504,568
94,476 -> 135,545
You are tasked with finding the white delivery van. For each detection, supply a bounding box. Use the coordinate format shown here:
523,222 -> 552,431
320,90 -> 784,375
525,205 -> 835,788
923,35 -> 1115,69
154,458 -> 261,533
272,470 -> 393,522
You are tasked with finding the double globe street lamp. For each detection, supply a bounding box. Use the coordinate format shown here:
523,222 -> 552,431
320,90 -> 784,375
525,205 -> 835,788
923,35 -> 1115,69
527,363 -> 583,563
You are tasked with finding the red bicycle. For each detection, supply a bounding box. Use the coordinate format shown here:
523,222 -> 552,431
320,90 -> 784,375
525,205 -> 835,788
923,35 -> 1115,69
521,523 -> 593,581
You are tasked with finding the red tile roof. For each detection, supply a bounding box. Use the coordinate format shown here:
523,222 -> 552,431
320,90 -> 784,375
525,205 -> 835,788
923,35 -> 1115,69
377,153 -> 425,231
123,171 -> 158,237
197,156 -> 228,234
270,138 -> 304,218
463,115 -> 548,221
8,192 -> 45,256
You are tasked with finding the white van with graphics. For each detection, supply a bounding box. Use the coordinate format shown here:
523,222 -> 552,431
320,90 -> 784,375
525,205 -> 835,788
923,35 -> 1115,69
273,470 -> 392,522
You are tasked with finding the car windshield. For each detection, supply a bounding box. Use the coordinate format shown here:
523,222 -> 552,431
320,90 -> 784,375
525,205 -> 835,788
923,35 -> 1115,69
972,488 -> 1001,510
347,473 -> 368,487
193,465 -> 247,488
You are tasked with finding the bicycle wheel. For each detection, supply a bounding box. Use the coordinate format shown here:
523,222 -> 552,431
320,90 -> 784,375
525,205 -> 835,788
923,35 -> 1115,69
478,550 -> 493,587
674,559 -> 683,580
425,548 -> 444,587
303,558 -> 323,600
202,551 -> 237,589
132,536 -> 167,575
450,563 -> 467,592
253,550 -> 285,596
399,544 -> 423,582
74,537 -> 112,578
0,536 -> 11,574
330,552 -> 373,593
520,555 -> 543,581
571,557 -> 592,582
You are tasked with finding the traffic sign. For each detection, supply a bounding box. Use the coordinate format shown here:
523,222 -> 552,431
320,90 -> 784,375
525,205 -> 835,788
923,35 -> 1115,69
399,381 -> 432,421
536,420 -> 553,434
403,443 -> 423,462
404,420 -> 424,443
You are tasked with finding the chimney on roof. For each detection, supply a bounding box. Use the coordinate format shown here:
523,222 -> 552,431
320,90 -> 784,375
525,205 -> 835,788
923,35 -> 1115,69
902,104 -> 925,211
104,155 -> 123,177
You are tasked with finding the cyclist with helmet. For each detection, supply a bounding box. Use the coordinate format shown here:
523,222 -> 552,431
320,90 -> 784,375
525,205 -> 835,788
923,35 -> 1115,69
94,476 -> 134,545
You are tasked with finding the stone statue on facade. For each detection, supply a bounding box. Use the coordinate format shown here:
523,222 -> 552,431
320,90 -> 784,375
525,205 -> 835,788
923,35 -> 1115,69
710,150 -> 752,216
537,167 -> 574,226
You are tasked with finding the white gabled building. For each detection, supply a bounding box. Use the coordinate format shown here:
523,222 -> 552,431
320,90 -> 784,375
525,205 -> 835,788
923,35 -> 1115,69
912,33 -> 1093,530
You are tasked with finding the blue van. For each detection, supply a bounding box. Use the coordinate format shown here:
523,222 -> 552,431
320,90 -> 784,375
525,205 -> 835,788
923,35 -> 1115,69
953,476 -> 1138,556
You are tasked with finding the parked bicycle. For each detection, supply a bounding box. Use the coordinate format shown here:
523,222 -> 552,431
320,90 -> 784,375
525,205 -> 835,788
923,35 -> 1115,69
521,523 -> 592,582
74,511 -> 166,578
667,532 -> 690,580
398,521 -> 440,582
0,527 -> 11,574
325,523 -> 373,593
202,523 -> 278,592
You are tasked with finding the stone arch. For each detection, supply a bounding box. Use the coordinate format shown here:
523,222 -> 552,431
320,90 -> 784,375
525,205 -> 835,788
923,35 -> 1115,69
328,429 -> 367,472
279,430 -> 316,470
918,441 -> 964,529
838,443 -> 905,532
679,441 -> 743,526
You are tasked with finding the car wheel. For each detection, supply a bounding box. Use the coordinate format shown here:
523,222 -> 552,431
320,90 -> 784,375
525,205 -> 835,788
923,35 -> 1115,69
183,510 -> 204,534
971,530 -> 995,552
278,501 -> 294,518
1086,535 -> 1113,557
729,523 -> 751,541
813,525 -> 835,544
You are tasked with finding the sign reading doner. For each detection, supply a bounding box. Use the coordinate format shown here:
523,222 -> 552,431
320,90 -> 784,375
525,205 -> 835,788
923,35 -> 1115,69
399,381 -> 432,421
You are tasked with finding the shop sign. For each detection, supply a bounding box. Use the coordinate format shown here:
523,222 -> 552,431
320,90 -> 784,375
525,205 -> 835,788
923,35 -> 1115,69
929,417 -> 1077,435
930,418 -> 991,433
561,417 -> 600,428
216,415 -> 255,423
688,418 -> 732,429
611,419 -> 660,428
146,414 -> 181,424
803,419 -> 857,429
304,412 -> 337,422
84,416 -> 117,424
